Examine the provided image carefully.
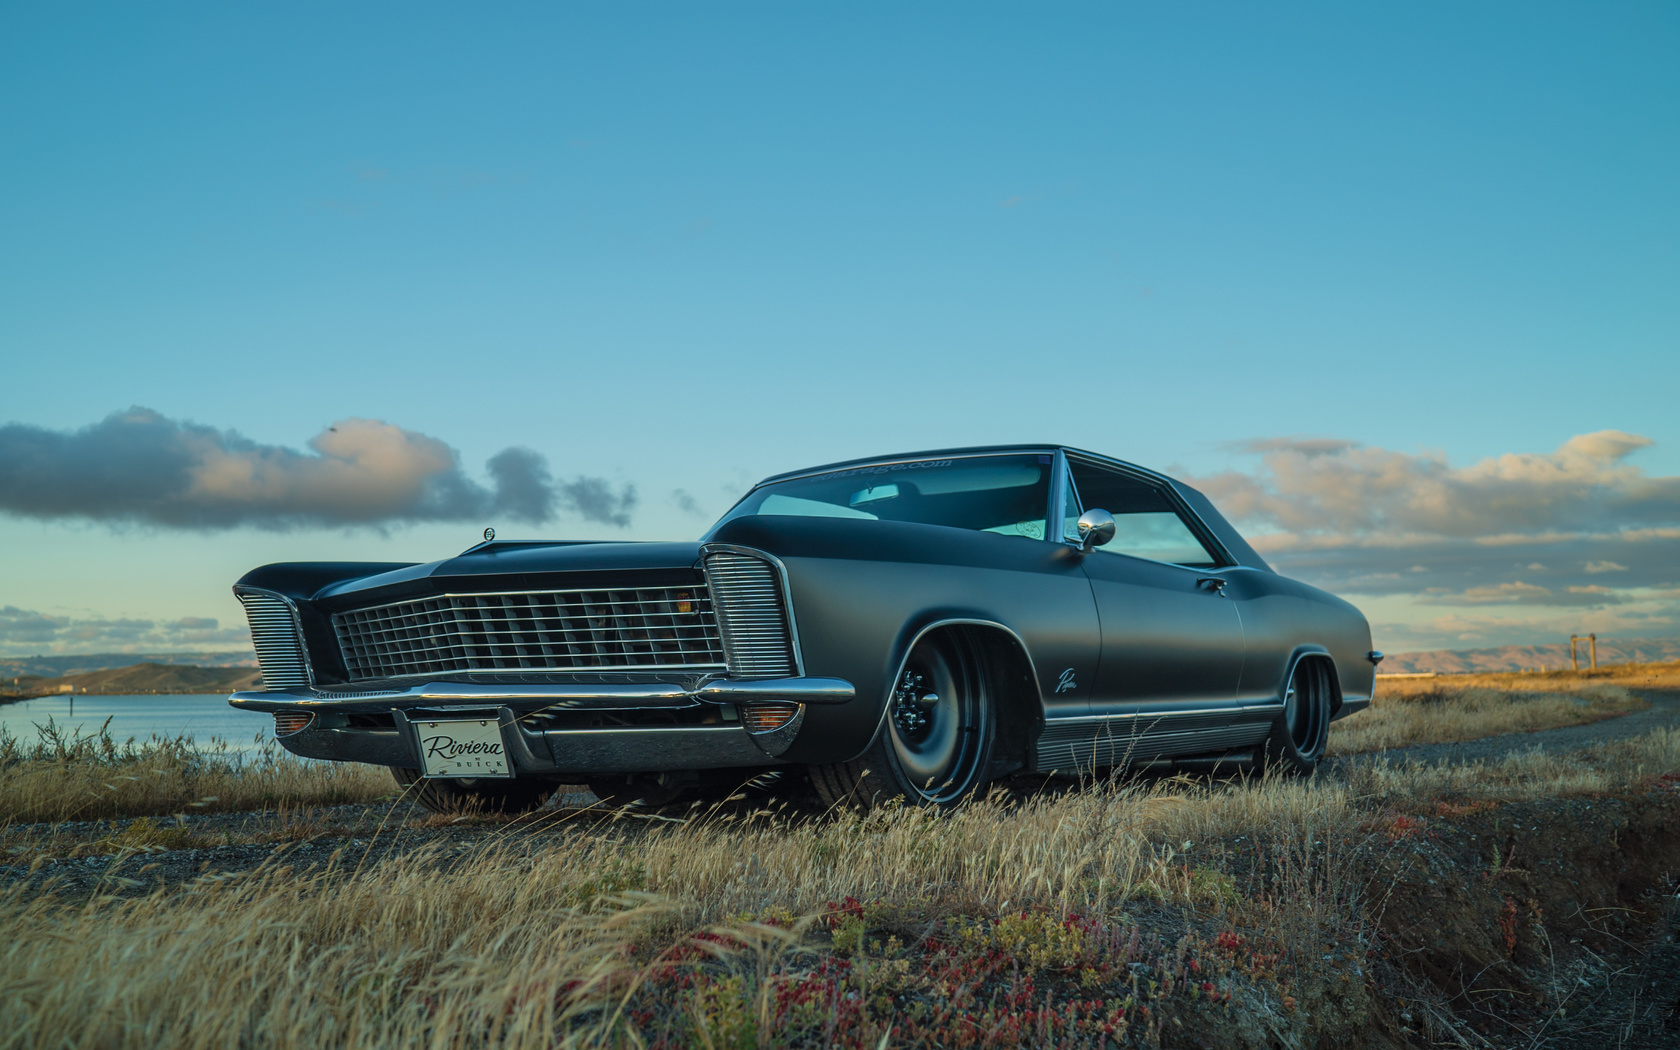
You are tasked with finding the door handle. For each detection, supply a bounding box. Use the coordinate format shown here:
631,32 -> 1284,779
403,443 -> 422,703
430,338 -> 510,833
1196,577 -> 1228,594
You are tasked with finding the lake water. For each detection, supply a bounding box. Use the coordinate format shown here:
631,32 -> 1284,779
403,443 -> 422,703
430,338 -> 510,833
0,695 -> 273,752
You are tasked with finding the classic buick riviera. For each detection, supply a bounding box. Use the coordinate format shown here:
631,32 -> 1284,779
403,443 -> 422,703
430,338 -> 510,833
229,446 -> 1379,812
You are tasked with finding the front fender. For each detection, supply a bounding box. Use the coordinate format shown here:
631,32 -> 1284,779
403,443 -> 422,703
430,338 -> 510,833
707,516 -> 1099,763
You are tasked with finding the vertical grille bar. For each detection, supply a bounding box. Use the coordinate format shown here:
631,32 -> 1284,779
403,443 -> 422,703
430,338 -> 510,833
704,551 -> 797,678
237,591 -> 311,690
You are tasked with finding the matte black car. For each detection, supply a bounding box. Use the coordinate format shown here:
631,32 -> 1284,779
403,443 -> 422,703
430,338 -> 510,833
229,446 -> 1379,811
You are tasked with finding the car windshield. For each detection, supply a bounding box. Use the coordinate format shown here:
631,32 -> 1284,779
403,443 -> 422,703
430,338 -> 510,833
715,454 -> 1053,539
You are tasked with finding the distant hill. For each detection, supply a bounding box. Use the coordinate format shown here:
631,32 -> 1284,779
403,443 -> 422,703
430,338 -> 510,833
0,651 -> 257,679
1380,637 -> 1680,674
6,662 -> 262,697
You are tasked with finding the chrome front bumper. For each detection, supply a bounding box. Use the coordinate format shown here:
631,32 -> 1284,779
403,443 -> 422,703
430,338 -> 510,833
228,675 -> 853,774
228,675 -> 854,712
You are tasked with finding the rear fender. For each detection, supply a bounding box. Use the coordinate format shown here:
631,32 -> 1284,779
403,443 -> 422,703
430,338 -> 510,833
1279,646 -> 1344,717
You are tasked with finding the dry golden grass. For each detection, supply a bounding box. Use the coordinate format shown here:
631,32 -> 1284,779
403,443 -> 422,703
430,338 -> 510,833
3,671 -> 1676,1046
0,779 -> 1350,1049
0,719 -> 391,824
0,804 -> 377,867
4,726 -> 1675,1049
1350,725 -> 1680,805
1329,670 -> 1656,754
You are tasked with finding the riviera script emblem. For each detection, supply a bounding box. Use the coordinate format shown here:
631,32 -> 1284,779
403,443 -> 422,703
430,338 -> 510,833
1055,668 -> 1078,693
423,735 -> 505,759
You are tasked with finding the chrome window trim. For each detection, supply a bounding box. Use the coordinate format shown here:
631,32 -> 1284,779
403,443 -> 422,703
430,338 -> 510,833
699,542 -> 806,678
751,448 -> 1063,489
233,584 -> 316,689
1059,451 -> 1237,568
1048,449 -> 1072,546
725,449 -> 1064,545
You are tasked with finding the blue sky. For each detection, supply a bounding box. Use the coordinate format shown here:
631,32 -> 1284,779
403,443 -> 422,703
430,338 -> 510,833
2,2 -> 1677,657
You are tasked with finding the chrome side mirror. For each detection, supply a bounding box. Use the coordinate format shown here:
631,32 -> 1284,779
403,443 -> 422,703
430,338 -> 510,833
1076,508 -> 1116,552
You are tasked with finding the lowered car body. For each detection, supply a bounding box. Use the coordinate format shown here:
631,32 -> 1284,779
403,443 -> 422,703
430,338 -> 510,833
229,446 -> 1378,809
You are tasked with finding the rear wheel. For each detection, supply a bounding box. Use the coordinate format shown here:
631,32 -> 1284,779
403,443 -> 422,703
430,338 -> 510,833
1261,658 -> 1332,775
809,628 -> 996,808
391,767 -> 556,815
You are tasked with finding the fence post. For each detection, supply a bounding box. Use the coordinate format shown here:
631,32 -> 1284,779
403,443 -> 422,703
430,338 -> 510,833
1589,633 -> 1597,670
1570,635 -> 1579,672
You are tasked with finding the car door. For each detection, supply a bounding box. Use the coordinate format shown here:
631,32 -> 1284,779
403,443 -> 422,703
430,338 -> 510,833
1060,456 -> 1247,759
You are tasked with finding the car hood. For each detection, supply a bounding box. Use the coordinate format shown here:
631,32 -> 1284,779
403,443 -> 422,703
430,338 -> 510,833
315,540 -> 707,604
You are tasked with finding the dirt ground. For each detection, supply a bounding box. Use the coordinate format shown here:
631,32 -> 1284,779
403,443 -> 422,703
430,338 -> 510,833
5,687 -> 1679,1048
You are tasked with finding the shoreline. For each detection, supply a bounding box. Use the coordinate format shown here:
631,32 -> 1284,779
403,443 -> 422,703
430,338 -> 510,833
1,690 -> 240,706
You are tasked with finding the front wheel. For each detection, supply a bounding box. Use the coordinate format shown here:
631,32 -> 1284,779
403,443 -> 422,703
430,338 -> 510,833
809,628 -> 996,808
391,767 -> 556,815
1260,658 -> 1332,775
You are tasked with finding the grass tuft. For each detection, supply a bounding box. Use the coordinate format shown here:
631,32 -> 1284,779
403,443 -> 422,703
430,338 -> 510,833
0,718 -> 391,823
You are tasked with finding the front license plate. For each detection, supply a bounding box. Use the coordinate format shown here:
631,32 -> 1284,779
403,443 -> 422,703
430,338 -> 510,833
415,718 -> 512,778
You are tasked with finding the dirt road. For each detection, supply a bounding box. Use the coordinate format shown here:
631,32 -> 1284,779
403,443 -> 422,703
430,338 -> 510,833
1336,686 -> 1680,770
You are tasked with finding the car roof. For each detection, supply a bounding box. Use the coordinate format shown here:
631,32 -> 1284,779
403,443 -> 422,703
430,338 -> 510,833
750,445 -> 1274,573
754,445 -> 1172,487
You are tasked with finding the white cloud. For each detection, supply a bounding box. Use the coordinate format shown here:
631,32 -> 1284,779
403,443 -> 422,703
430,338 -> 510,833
1188,431 -> 1680,651
1198,431 -> 1678,538
0,408 -> 637,530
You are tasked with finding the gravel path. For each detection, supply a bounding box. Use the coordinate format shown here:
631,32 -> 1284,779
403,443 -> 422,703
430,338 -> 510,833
1333,687 -> 1680,770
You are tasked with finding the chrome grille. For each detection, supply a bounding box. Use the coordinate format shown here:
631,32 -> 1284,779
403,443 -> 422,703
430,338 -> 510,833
704,552 -> 796,678
238,591 -> 311,689
332,587 -> 724,681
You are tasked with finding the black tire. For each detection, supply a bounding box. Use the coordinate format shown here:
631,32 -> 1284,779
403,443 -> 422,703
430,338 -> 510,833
391,767 -> 556,815
1261,658 -> 1332,775
809,627 -> 996,808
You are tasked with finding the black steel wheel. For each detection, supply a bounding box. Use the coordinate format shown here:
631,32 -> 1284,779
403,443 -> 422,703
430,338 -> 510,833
391,767 -> 556,815
1260,658 -> 1332,775
809,627 -> 996,808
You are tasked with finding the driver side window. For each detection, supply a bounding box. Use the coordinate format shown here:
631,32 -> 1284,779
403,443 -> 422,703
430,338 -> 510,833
1065,461 -> 1223,568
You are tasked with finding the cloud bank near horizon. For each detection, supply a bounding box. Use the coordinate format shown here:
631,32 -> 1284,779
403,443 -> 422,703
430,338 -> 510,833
1185,431 -> 1680,650
0,605 -> 250,658
1197,430 -> 1679,538
0,408 -> 636,530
